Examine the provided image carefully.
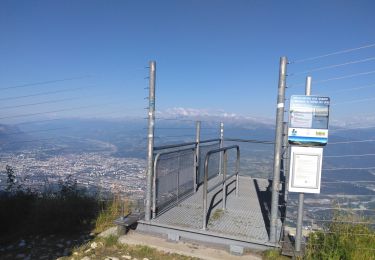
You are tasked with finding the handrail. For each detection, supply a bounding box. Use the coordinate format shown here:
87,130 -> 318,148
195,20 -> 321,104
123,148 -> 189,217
202,145 -> 240,230
152,147 -> 195,219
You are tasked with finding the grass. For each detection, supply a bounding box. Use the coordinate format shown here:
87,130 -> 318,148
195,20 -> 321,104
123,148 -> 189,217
305,212 -> 375,260
94,195 -> 132,233
263,249 -> 290,260
210,208 -> 224,221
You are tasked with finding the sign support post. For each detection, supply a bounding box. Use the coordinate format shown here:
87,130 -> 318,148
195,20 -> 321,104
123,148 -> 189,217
295,76 -> 311,252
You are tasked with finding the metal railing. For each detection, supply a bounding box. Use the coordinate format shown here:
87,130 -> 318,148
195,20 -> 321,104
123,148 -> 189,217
152,139 -> 220,219
202,145 -> 240,230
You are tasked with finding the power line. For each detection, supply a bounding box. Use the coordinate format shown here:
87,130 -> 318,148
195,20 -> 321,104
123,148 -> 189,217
330,125 -> 375,132
323,167 -> 375,171
332,97 -> 375,105
289,70 -> 375,88
0,97 -> 81,110
327,83 -> 375,93
324,153 -> 375,158
0,76 -> 91,90
287,205 -> 375,211
322,181 -> 375,184
290,56 -> 375,76
0,86 -> 90,101
291,42 -> 375,64
0,101 -> 123,120
329,139 -> 375,144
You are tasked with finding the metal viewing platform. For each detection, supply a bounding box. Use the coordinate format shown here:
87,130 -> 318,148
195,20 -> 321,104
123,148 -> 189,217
137,175 -> 280,250
136,138 -> 282,251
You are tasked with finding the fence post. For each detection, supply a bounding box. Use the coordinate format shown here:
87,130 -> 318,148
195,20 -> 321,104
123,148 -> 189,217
194,121 -> 201,192
270,56 -> 288,243
295,76 -> 312,252
219,122 -> 224,175
145,61 -> 156,222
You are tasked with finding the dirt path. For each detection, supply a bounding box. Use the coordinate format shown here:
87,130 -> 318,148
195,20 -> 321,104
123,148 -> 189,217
117,229 -> 262,260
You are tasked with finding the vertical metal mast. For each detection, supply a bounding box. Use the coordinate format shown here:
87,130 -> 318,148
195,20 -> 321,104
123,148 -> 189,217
270,56 -> 288,243
145,61 -> 156,222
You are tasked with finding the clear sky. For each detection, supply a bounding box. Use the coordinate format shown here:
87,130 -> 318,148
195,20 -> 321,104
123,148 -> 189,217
0,0 -> 374,125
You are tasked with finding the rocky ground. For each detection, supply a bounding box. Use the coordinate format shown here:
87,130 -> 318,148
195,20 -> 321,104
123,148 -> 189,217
0,231 -> 197,260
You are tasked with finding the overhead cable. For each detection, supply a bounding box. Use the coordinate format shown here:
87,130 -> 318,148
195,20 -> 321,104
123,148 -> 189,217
0,86 -> 89,101
332,97 -> 375,105
329,83 -> 375,93
289,70 -> 375,88
324,153 -> 375,158
291,43 -> 375,64
330,125 -> 375,132
0,101 -> 122,120
0,76 -> 91,90
329,139 -> 375,144
290,56 -> 375,76
324,167 -> 375,171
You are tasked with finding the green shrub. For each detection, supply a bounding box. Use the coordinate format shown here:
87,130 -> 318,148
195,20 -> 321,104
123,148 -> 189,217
305,212 -> 375,260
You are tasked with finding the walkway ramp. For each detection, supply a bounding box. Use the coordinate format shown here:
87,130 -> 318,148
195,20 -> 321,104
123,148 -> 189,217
138,175 -> 279,250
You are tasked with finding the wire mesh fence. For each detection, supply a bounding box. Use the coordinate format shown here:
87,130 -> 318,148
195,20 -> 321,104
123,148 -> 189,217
198,142 -> 220,185
153,148 -> 195,216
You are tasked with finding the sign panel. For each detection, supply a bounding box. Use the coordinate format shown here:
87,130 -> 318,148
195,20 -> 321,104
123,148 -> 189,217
288,95 -> 330,146
289,146 -> 323,193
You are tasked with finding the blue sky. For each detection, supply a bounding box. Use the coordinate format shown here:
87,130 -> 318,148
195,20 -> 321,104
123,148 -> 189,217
0,0 -> 375,125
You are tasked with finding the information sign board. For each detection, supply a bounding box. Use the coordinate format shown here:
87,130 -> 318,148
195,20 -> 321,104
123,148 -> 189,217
288,95 -> 330,146
289,146 -> 323,193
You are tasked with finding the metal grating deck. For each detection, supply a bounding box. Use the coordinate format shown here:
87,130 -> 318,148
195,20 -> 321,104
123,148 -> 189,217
139,175 -> 278,247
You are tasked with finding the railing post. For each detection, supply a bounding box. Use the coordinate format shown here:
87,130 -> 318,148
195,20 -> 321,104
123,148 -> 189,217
203,154 -> 209,230
194,121 -> 201,192
222,150 -> 228,210
218,122 -> 224,175
177,154 -> 181,202
152,153 -> 160,219
270,56 -> 288,243
145,60 -> 156,222
236,146 -> 240,197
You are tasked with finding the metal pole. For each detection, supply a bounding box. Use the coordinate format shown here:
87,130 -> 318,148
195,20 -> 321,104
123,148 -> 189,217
203,154 -> 209,230
270,56 -> 288,243
283,122 -> 289,202
177,155 -> 180,202
295,76 -> 312,252
235,147 -> 240,197
218,122 -> 224,175
194,121 -> 201,192
145,61 -> 156,222
152,153 -> 160,219
222,150 -> 227,210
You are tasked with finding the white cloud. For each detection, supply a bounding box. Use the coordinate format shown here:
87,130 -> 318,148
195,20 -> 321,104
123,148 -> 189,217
156,107 -> 273,126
